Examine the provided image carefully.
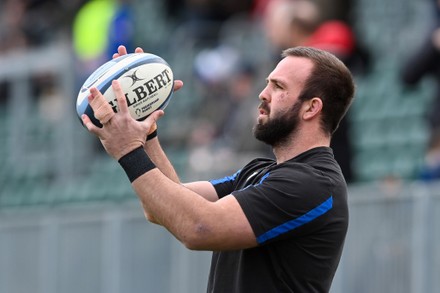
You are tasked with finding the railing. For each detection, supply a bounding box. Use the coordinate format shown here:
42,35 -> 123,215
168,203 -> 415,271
0,181 -> 439,293
0,43 -> 91,185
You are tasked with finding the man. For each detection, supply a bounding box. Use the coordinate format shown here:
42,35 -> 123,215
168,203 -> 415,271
82,45 -> 355,292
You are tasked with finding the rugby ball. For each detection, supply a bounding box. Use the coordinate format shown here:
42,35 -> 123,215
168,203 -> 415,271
76,53 -> 174,127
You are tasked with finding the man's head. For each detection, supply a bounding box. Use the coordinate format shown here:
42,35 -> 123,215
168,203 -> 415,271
254,46 -> 355,146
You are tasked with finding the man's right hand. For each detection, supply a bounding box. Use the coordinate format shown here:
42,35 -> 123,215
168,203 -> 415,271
112,45 -> 184,137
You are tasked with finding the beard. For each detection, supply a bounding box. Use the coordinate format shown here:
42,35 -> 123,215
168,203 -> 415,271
253,100 -> 302,147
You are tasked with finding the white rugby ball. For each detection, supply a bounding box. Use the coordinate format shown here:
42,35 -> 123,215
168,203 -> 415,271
76,53 -> 174,127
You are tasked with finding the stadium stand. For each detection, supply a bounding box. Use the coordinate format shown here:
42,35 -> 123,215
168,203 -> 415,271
347,0 -> 437,181
1,1 -> 440,293
0,0 -> 437,203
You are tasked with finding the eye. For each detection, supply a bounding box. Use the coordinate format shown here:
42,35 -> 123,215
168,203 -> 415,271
274,82 -> 283,89
266,78 -> 284,89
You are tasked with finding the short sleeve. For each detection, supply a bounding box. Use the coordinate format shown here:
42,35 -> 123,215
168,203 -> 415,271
209,169 -> 241,199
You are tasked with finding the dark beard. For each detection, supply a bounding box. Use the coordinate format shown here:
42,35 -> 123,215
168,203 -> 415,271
253,101 -> 302,147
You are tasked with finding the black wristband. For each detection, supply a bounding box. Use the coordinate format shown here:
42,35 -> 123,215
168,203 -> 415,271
118,146 -> 156,182
146,129 -> 157,141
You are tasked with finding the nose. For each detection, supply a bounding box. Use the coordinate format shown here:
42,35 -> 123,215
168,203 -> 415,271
258,85 -> 270,102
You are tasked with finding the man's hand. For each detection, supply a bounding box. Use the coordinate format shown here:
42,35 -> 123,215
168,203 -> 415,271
81,80 -> 164,160
111,45 -> 183,138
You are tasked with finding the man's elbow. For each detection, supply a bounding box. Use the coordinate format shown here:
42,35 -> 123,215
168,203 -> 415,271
143,210 -> 161,225
180,222 -> 215,251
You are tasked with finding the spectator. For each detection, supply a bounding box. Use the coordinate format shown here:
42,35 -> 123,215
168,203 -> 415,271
72,0 -> 136,93
419,130 -> 440,181
0,0 -> 29,52
106,0 -> 135,60
262,0 -> 364,182
0,0 -> 80,53
187,45 -> 270,176
171,0 -> 255,45
401,0 -> 440,135
401,0 -> 440,181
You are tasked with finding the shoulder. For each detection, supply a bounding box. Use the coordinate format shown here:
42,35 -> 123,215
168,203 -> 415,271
236,157 -> 276,178
282,147 -> 344,181
263,148 -> 346,197
244,157 -> 276,169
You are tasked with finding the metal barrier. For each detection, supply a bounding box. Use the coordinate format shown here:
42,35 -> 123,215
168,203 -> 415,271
331,181 -> 440,293
0,181 -> 439,293
0,43 -> 93,186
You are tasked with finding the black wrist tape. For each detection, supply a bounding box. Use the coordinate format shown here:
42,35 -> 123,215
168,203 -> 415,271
118,146 -> 156,182
146,129 -> 157,141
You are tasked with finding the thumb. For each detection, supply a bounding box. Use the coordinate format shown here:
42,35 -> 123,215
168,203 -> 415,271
145,110 -> 164,127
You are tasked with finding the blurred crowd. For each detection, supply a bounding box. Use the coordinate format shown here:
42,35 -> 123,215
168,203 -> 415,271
0,0 -> 86,53
171,0 -> 370,181
1,0 -> 440,183
401,0 -> 440,181
0,0 -> 88,117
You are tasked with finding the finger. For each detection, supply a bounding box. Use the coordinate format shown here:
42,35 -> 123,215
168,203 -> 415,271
174,80 -> 184,92
145,110 -> 165,127
141,110 -> 165,134
111,80 -> 129,115
117,45 -> 128,56
112,52 -> 120,59
143,110 -> 164,130
135,47 -> 144,53
89,88 -> 115,124
82,114 -> 102,135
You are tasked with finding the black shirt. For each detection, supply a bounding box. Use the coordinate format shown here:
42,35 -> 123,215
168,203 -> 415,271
207,147 -> 349,293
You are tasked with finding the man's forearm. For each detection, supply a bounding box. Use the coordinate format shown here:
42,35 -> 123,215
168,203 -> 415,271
143,137 -> 180,183
141,137 -> 180,224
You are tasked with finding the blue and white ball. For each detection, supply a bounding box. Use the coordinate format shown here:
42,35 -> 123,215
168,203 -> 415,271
76,53 -> 174,127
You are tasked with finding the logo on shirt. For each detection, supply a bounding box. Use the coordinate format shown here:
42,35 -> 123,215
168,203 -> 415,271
245,171 -> 259,184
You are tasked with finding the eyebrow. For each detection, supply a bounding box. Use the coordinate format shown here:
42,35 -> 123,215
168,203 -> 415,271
266,77 -> 287,88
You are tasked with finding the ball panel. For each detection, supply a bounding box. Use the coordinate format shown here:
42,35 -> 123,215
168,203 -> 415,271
76,53 -> 174,127
103,63 -> 174,119
81,54 -> 132,89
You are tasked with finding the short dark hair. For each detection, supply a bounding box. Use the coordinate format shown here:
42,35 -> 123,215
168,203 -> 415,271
282,46 -> 355,135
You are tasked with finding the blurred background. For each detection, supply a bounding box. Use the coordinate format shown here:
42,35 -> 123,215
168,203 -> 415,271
0,0 -> 440,292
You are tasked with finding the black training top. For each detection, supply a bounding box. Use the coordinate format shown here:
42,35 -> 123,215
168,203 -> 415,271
207,147 -> 349,293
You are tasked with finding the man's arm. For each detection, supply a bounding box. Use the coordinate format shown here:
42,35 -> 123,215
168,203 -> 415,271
142,137 -> 219,223
131,167 -> 257,251
143,132 -> 180,183
82,81 -> 256,250
144,135 -> 220,201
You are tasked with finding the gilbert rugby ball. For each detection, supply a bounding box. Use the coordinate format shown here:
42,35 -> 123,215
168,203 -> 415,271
76,53 -> 174,127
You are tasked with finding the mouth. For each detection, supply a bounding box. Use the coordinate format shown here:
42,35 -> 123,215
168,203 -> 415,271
258,103 -> 269,116
257,104 -> 269,124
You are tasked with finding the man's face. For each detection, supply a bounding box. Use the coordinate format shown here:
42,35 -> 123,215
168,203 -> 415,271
253,56 -> 313,146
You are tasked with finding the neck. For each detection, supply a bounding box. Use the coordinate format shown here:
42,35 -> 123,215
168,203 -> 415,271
272,129 -> 330,164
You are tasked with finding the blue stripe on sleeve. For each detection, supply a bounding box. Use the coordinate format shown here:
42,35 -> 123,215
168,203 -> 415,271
210,170 -> 241,186
258,172 -> 270,185
257,196 -> 333,244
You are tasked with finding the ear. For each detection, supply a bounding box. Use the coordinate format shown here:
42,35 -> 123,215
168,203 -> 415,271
302,97 -> 323,120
